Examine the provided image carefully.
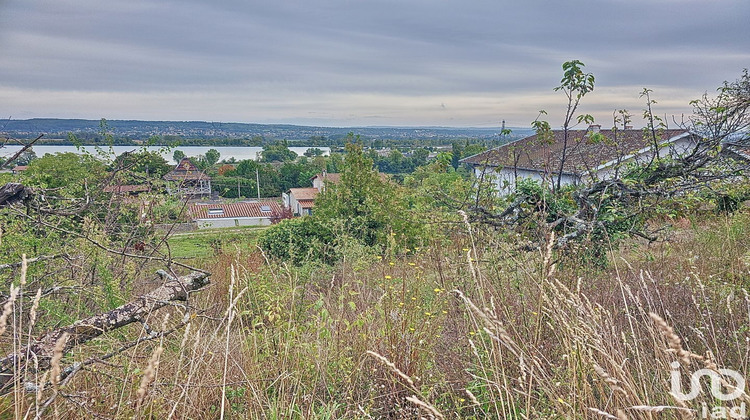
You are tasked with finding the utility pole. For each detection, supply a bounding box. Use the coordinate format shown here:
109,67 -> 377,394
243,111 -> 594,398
256,167 -> 261,199
237,177 -> 241,198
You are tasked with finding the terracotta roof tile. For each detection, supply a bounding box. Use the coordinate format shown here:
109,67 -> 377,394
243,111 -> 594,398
164,158 -> 210,181
311,172 -> 342,183
297,199 -> 315,209
288,187 -> 319,201
189,200 -> 282,219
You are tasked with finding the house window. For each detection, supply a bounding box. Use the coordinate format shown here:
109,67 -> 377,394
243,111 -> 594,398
207,208 -> 224,215
260,205 -> 272,212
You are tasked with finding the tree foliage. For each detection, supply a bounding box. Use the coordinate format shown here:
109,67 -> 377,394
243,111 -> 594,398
23,152 -> 107,196
111,150 -> 171,178
261,140 -> 298,162
259,141 -> 427,263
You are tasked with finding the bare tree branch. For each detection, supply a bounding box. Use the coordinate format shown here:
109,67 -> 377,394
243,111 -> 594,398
0,270 -> 210,394
0,254 -> 67,272
0,134 -> 43,170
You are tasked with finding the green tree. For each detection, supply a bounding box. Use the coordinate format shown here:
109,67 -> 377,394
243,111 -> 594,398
23,152 -> 106,196
261,140 -> 298,162
215,159 -> 281,197
326,153 -> 344,173
15,148 -> 37,166
463,144 -> 485,158
173,150 -> 186,164
249,135 -> 264,146
411,148 -> 430,163
451,142 -> 462,170
204,149 -> 221,167
551,60 -> 595,191
304,147 -> 325,157
112,151 -> 171,178
314,142 -> 422,249
257,217 -> 336,264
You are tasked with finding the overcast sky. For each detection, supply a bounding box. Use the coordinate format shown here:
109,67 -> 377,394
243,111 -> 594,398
1,0 -> 748,128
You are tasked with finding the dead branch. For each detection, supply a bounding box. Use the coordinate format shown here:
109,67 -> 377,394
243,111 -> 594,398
0,134 -> 43,170
0,254 -> 67,272
0,270 -> 210,394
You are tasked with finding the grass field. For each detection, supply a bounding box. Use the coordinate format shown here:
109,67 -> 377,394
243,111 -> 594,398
166,226 -> 267,259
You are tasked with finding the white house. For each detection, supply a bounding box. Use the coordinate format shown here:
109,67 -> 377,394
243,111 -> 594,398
283,188 -> 318,216
461,125 -> 700,195
310,171 -> 341,191
189,200 -> 282,229
282,172 -> 342,216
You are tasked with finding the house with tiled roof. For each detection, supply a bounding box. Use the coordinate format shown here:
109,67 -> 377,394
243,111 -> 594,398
189,200 -> 282,229
284,187 -> 319,216
461,125 -> 700,195
11,165 -> 28,175
310,171 -> 341,191
282,170 -> 389,215
163,158 -> 211,196
283,171 -> 342,216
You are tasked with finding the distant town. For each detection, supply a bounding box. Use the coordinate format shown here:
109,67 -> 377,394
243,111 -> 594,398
1,118 -> 531,147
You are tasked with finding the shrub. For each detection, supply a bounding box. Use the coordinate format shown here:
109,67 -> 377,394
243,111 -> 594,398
257,217 -> 336,264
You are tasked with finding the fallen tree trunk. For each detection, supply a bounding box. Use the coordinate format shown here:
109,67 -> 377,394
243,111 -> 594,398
0,182 -> 32,207
0,270 -> 210,394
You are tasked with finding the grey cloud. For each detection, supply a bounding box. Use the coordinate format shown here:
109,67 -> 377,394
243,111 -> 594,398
0,0 -> 748,126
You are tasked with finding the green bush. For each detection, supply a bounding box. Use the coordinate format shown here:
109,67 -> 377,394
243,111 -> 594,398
257,217 -> 336,264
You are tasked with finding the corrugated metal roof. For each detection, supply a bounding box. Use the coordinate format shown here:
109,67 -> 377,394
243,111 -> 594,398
190,200 -> 282,219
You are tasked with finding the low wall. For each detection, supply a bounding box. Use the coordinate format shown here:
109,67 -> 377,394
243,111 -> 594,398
153,222 -> 198,234
196,217 -> 272,229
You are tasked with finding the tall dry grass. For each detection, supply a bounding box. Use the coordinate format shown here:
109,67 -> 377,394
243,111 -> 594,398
0,210 -> 749,418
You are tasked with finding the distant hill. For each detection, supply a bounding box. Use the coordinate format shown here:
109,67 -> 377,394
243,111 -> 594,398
0,118 -> 532,146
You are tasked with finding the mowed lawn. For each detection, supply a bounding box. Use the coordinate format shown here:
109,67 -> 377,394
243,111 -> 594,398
166,226 -> 267,259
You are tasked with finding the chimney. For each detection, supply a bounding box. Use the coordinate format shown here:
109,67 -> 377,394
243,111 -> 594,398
588,124 -> 601,133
